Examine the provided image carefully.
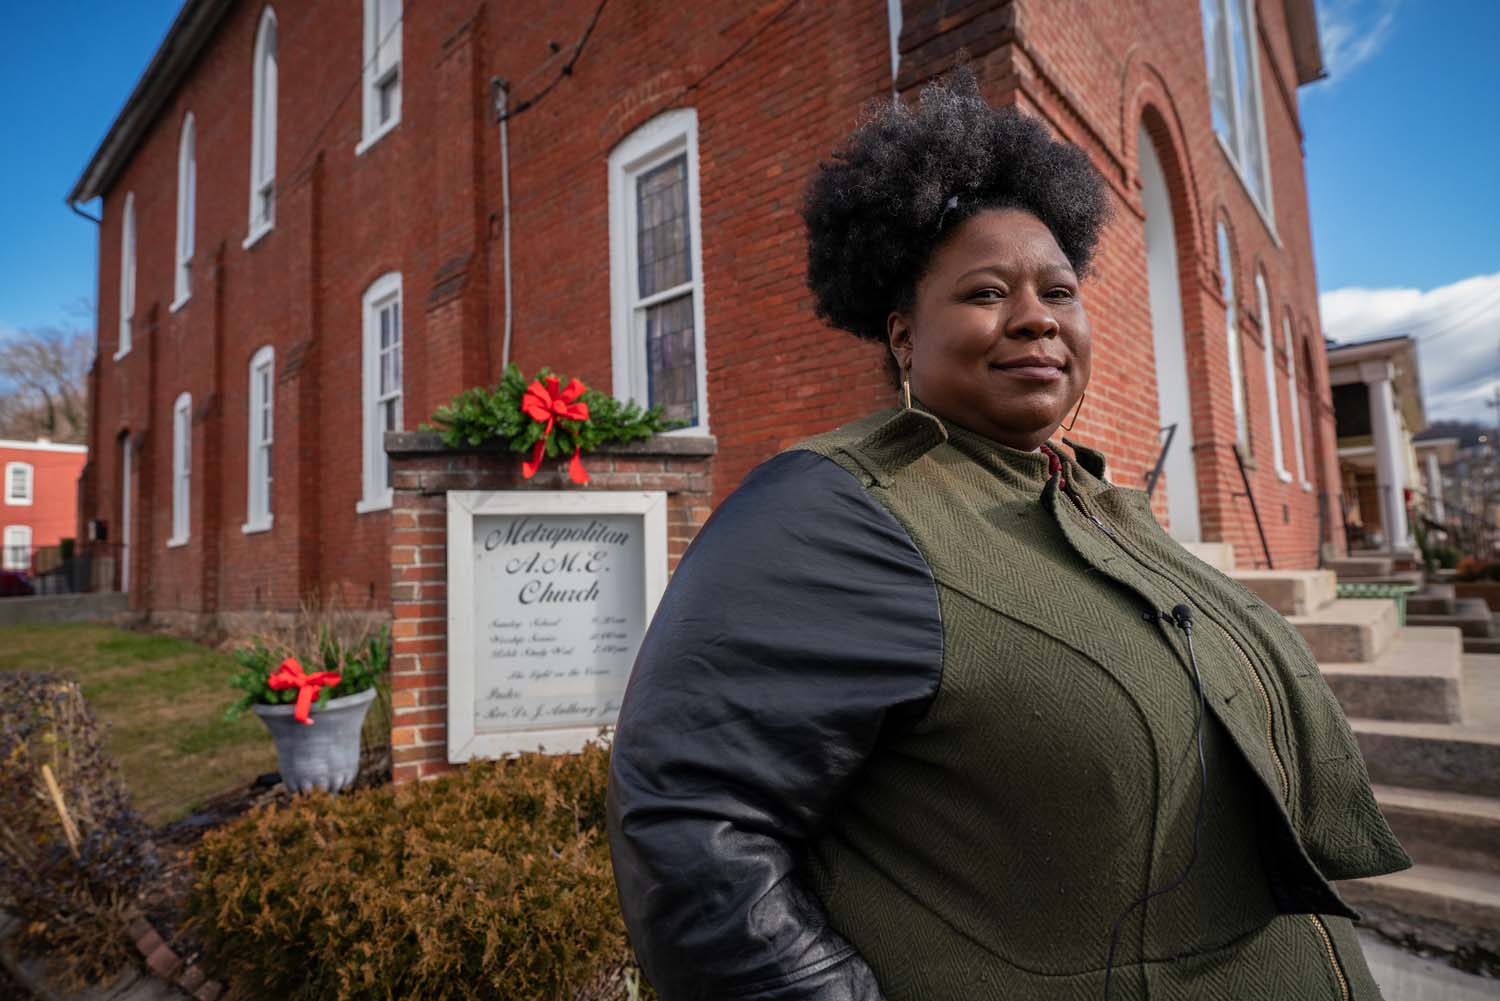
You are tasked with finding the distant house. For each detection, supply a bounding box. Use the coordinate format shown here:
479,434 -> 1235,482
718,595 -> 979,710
1326,335 -> 1425,553
69,0 -> 1341,627
0,439 -> 88,575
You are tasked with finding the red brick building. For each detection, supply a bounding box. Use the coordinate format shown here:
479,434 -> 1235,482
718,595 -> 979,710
70,0 -> 1340,626
0,440 -> 88,575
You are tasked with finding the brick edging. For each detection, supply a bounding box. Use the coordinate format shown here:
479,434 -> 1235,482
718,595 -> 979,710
123,906 -> 224,1001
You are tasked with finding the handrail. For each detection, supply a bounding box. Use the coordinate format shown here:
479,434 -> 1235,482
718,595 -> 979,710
1231,443 -> 1274,570
1144,423 -> 1178,499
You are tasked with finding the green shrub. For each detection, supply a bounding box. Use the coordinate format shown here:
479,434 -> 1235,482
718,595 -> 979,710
186,741 -> 649,1001
0,674 -> 160,984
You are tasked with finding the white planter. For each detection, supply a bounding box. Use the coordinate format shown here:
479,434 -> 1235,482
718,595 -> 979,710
253,686 -> 376,794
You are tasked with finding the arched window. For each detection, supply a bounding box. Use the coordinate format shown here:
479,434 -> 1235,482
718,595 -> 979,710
173,113 -> 197,309
118,192 -> 136,358
169,392 -> 192,545
1216,223 -> 1249,451
248,8 -> 278,241
608,108 -> 709,431
1201,0 -> 1272,213
1283,312 -> 1309,488
360,0 -> 402,150
359,273 -> 402,512
1255,271 -> 1290,480
4,462 -> 34,505
246,346 -> 274,532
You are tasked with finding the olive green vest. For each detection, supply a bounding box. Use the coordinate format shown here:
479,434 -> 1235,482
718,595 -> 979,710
791,408 -> 1408,1001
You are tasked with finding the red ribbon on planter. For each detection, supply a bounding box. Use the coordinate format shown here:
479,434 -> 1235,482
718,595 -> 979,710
267,657 -> 343,726
520,375 -> 591,484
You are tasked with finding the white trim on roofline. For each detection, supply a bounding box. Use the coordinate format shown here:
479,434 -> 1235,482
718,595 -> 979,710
0,439 -> 89,454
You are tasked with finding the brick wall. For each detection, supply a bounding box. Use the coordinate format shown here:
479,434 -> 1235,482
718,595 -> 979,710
81,0 -> 1342,626
384,431 -> 714,785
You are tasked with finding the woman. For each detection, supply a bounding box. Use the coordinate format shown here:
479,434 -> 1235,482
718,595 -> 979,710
606,71 -> 1408,1001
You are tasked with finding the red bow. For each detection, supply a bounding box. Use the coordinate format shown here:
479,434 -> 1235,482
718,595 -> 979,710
267,657 -> 343,725
520,375 -> 591,484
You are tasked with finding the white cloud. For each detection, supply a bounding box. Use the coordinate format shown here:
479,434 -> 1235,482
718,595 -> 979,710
1314,0 -> 1400,83
1321,272 -> 1500,425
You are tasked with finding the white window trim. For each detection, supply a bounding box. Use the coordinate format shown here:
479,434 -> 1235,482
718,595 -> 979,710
244,345 -> 275,534
358,272 -> 402,514
1255,273 -> 1292,482
1204,0 -> 1276,233
1283,314 -> 1312,490
2,525 -> 31,572
356,0 -> 402,154
607,107 -> 711,436
168,392 -> 192,547
172,113 -> 197,311
246,7 -> 278,246
116,192 -> 136,360
5,462 -> 35,506
1217,224 -> 1249,453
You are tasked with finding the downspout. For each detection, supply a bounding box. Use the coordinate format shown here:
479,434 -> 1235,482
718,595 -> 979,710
492,78 -> 515,372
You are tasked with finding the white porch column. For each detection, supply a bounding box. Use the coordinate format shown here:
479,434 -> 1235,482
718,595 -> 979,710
1361,359 -> 1409,550
1425,451 -> 1446,522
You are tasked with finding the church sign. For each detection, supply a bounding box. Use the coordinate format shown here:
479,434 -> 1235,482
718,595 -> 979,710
446,490 -> 668,760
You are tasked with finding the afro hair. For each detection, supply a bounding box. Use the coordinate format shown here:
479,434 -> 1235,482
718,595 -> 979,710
802,68 -> 1112,344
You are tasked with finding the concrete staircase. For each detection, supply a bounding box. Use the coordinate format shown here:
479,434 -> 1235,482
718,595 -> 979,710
1404,584 -> 1500,656
1183,543 -> 1500,961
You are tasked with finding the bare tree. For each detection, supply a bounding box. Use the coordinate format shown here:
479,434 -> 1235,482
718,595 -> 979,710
0,315 -> 93,444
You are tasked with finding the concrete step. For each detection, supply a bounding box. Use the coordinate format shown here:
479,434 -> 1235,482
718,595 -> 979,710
1407,590 -> 1457,616
1288,598 -> 1399,663
1340,864 -> 1500,961
1409,599 -> 1496,639
1182,542 -> 1235,573
1230,569 -> 1338,616
1351,718 -> 1500,798
1327,555 -> 1395,579
1372,784 -> 1500,872
1320,627 -> 1464,723
1466,636 -> 1500,655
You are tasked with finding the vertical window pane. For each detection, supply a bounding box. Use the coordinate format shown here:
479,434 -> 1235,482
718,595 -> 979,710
1203,0 -> 1237,152
645,293 -> 698,426
636,155 -> 691,298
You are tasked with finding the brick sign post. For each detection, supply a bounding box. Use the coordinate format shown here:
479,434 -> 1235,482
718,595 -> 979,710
384,431 -> 715,785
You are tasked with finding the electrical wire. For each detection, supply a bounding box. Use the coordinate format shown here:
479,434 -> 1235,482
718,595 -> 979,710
284,1 -> 409,182
1102,606 -> 1208,1001
681,0 -> 800,96
496,0 -> 610,124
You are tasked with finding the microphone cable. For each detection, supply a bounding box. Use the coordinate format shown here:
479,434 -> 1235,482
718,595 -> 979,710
1102,604 -> 1208,1001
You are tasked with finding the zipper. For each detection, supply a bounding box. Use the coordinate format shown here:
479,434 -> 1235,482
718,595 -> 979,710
1067,487 -> 1289,801
1306,914 -> 1350,1001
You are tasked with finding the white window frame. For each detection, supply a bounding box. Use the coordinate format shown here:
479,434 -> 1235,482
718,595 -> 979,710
357,0 -> 402,154
1284,314 -> 1311,490
2,526 -> 31,572
169,392 -> 192,546
172,113 -> 197,311
245,346 -> 275,532
116,192 -> 136,360
607,107 -> 710,435
245,7 -> 278,248
358,273 -> 402,513
1255,273 -> 1291,481
1217,224 -> 1249,453
5,462 -> 34,506
1201,0 -> 1275,226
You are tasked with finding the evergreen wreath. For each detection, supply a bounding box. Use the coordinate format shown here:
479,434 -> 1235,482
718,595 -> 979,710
426,364 -> 679,481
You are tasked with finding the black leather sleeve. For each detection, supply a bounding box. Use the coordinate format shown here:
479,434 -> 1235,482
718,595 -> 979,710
607,449 -> 944,1001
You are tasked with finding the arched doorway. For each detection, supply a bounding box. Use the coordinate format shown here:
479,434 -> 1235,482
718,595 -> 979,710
1138,125 -> 1200,542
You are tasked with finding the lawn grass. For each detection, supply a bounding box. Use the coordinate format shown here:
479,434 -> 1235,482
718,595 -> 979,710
0,623 -> 277,825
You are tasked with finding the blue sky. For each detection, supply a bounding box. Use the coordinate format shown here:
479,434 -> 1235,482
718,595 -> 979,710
1,0 -> 1495,418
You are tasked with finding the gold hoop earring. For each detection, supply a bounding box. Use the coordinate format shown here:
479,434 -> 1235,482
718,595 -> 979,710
902,369 -> 913,410
1061,391 -> 1086,432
